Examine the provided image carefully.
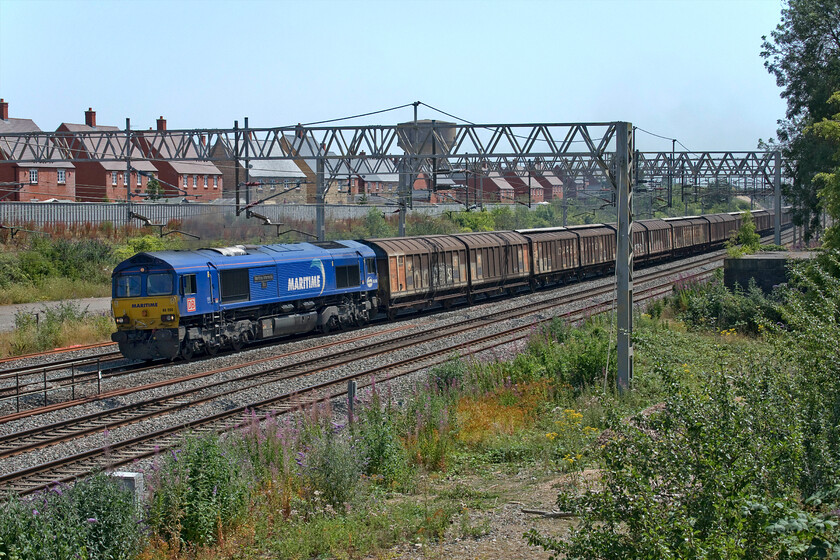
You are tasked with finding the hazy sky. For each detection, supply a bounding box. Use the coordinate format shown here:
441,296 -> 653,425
0,0 -> 787,152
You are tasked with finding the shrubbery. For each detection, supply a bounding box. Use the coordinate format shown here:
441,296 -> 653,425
527,251 -> 840,559
0,474 -> 143,560
2,301 -> 113,356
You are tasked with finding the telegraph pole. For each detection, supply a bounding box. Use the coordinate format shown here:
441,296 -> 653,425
615,122 -> 634,392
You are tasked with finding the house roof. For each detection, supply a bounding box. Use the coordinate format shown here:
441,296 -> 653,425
59,123 -> 157,172
0,118 -> 74,169
137,131 -> 222,175
215,136 -> 306,179
279,135 -> 402,183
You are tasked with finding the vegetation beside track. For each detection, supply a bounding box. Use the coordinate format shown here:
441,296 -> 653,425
2,249 -> 836,559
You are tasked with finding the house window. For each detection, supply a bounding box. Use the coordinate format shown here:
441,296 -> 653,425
193,175 -> 198,189
29,169 -> 38,184
137,173 -> 143,187
213,176 -> 218,189
112,172 -> 117,186
124,172 -> 129,185
183,175 -> 188,188
203,175 -> 208,189
57,169 -> 66,184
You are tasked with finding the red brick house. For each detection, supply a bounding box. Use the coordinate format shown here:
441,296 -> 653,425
136,117 -> 223,202
0,99 -> 76,202
533,169 -> 564,201
502,170 -> 544,204
57,109 -> 158,202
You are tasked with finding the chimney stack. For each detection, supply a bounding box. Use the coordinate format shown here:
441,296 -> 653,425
0,99 -> 7,120
85,108 -> 96,127
156,116 -> 166,131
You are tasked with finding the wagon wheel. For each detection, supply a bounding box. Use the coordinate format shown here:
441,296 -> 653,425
466,293 -> 475,306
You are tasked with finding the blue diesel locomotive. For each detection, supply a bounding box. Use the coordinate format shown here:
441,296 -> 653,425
111,240 -> 378,360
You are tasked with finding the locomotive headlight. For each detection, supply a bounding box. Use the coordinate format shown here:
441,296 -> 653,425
115,316 -> 129,325
161,314 -> 176,322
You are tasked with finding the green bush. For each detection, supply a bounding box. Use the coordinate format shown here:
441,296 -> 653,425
112,234 -> 170,262
146,435 -> 250,547
297,423 -> 365,509
0,474 -> 142,560
356,391 -> 413,489
670,277 -> 781,335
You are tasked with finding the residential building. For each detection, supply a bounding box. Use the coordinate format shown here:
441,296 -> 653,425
0,99 -> 75,202
209,135 -> 306,204
136,117 -> 223,202
502,169 -> 544,204
57,108 -> 158,202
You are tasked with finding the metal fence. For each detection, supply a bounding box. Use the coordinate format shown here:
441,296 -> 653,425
0,201 -> 496,227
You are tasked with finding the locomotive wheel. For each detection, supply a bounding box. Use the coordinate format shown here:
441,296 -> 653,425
231,333 -> 244,352
357,310 -> 369,327
206,342 -> 219,356
322,315 -> 338,334
180,342 -> 194,362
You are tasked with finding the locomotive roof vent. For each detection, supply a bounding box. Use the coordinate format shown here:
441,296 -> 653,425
208,245 -> 248,256
310,241 -> 347,249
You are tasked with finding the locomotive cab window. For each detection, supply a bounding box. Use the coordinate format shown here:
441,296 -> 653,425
147,273 -> 174,296
181,274 -> 197,296
365,258 -> 376,275
336,264 -> 360,289
114,274 -> 141,298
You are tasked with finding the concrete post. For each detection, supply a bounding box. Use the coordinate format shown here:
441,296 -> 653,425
615,122 -> 634,392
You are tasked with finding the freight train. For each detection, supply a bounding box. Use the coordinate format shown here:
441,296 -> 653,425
111,209 -> 789,361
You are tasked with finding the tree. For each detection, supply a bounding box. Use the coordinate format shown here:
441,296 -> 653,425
761,0 -> 840,240
145,178 -> 165,201
809,91 -> 840,246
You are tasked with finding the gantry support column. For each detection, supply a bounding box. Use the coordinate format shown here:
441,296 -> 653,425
774,150 -> 782,245
316,155 -> 325,241
615,122 -> 634,392
398,158 -> 408,237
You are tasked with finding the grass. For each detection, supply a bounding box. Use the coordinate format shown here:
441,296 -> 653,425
0,277 -> 110,305
0,301 -> 114,358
